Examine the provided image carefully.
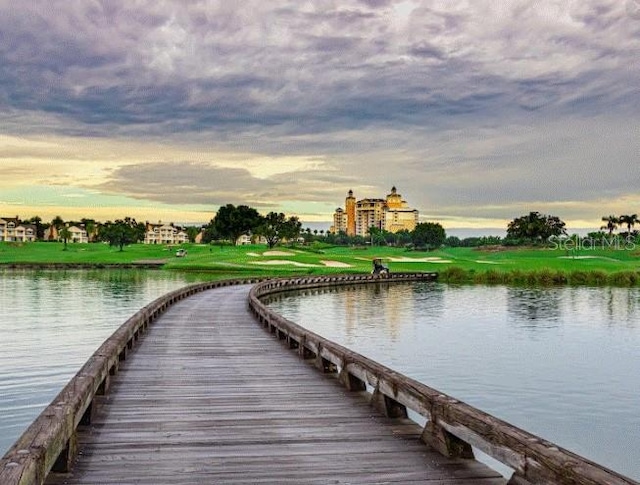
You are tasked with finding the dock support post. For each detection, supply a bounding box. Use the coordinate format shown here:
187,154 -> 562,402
51,434 -> 77,473
507,473 -> 536,485
420,420 -> 474,459
371,386 -> 408,418
339,368 -> 366,391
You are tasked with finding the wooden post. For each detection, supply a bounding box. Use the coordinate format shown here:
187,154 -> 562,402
371,386 -> 407,418
298,336 -> 315,360
339,368 -> 366,392
420,420 -> 474,459
507,473 -> 535,485
79,400 -> 94,426
315,345 -> 337,373
51,434 -> 77,473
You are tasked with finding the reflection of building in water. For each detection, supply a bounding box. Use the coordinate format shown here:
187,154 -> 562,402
340,284 -> 417,341
330,187 -> 419,236
343,287 -> 358,337
383,284 -> 406,340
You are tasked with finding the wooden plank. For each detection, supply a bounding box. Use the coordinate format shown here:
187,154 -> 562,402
46,285 -> 505,485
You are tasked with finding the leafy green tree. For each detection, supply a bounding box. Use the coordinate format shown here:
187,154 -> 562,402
207,204 -> 263,245
325,230 -> 349,245
280,215 -> 302,244
99,219 -> 142,251
185,226 -> 201,243
445,236 -> 461,247
368,226 -> 387,246
202,222 -> 220,243
393,229 -> 413,247
256,212 -> 302,248
412,222 -> 446,250
506,212 -> 566,243
256,212 -> 286,248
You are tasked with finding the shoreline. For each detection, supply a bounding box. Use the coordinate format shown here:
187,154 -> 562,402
0,261 -> 166,270
2,262 -> 640,287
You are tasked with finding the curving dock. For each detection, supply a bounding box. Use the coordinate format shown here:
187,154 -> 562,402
42,283 -> 503,485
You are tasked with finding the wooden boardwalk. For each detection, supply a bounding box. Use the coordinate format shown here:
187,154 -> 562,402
46,284 -> 505,485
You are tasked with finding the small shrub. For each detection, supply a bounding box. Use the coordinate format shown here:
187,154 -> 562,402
441,266 -> 469,283
568,271 -> 589,285
608,271 -> 639,286
588,271 -> 608,285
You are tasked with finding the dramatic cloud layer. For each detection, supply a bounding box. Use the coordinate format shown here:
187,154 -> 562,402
1,0 -> 639,227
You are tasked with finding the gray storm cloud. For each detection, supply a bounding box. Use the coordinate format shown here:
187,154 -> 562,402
0,0 -> 638,223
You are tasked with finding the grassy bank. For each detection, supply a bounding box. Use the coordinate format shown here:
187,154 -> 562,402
1,242 -> 639,285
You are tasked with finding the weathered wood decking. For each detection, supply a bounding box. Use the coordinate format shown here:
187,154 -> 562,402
46,284 -> 504,485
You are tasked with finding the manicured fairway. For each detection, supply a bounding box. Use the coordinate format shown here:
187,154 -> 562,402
1,242 -> 639,284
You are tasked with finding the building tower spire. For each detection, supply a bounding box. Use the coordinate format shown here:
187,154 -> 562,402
345,190 -> 356,236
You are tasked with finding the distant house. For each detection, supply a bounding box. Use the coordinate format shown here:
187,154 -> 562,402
144,222 -> 188,245
0,217 -> 37,242
67,225 -> 89,244
44,224 -> 89,243
43,225 -> 59,241
193,229 -> 206,244
235,233 -> 267,245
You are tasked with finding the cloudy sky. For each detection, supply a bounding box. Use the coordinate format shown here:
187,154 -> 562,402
1,0 -> 639,231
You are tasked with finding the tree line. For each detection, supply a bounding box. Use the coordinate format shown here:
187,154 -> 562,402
10,209 -> 639,251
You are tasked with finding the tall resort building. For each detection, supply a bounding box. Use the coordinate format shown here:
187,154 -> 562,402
330,187 -> 419,236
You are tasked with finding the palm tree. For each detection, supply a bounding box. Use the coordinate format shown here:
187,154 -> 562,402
600,215 -> 619,236
81,218 -> 96,242
618,214 -> 639,234
51,216 -> 64,229
27,215 -> 44,239
59,226 -> 71,251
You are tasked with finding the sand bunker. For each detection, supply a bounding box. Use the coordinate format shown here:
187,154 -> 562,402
263,250 -> 296,256
320,260 -> 352,268
387,257 -> 452,263
558,255 -> 619,261
251,260 -> 320,267
246,252 -> 261,257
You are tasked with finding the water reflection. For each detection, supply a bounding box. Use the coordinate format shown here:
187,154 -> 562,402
0,269 -> 214,456
266,282 -> 640,481
265,282 -> 444,343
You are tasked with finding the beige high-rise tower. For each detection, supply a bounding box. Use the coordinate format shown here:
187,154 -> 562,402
345,189 -> 356,236
331,187 -> 419,237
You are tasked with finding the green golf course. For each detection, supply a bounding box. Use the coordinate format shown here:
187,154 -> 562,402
1,241 -> 639,286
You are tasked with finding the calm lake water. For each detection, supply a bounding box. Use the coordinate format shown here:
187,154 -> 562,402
0,269 -> 213,456
2,273 -> 639,480
265,282 -> 640,481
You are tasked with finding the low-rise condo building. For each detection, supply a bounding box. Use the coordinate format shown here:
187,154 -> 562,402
0,217 -> 37,242
144,222 -> 188,245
